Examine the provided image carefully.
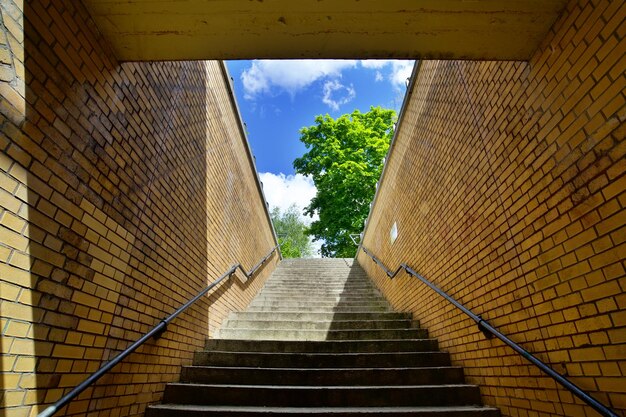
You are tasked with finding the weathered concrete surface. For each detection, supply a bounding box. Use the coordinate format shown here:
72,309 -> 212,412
81,0 -> 568,61
146,258 -> 501,416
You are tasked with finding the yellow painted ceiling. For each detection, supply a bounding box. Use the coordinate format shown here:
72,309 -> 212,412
82,0 -> 569,61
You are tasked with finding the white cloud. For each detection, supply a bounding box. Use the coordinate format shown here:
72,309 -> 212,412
359,60 -> 415,88
260,172 -> 322,257
239,59 -> 415,110
322,80 -> 356,111
242,60 -> 358,99
390,61 -> 414,87
360,59 -> 394,69
259,172 -> 317,222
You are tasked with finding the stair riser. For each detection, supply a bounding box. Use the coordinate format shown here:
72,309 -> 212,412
222,320 -> 419,331
250,300 -> 390,307
204,339 -> 439,353
265,280 -> 370,282
261,284 -> 375,289
228,312 -> 414,322
262,278 -> 371,282
254,295 -> 386,302
216,329 -> 427,341
162,384 -> 482,407
259,290 -> 378,294
194,352 -> 451,368
181,367 -> 465,386
260,286 -> 378,291
259,285 -> 381,297
257,293 -> 383,299
147,407 -> 501,417
246,304 -> 391,313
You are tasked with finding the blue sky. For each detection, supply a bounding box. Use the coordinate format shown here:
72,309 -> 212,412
226,60 -> 414,175
225,60 -> 414,255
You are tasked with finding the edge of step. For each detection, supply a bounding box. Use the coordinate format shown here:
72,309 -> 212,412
147,405 -> 501,416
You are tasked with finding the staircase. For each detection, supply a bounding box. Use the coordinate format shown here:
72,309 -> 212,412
147,258 -> 500,416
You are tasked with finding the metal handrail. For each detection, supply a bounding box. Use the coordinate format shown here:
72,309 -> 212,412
360,246 -> 618,417
39,245 -> 280,417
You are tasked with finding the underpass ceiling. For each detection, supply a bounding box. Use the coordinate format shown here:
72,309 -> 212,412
81,0 -> 569,61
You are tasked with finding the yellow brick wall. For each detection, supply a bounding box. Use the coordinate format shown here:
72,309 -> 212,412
0,1 -> 278,416
359,1 -> 625,416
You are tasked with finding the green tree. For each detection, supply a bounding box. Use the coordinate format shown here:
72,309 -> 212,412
271,205 -> 314,258
294,106 -> 396,258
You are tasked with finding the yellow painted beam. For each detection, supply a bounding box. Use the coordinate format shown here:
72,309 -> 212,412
82,0 -> 568,61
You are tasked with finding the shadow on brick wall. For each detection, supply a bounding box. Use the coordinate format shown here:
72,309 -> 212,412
0,1 -> 234,415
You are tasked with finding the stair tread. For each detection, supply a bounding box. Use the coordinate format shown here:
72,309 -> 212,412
225,319 -> 414,323
204,339 -> 440,353
200,351 -> 443,355
242,306 -> 395,314
184,366 -> 462,371
239,311 -> 406,314
223,321 -> 418,331
233,314 -> 398,318
221,327 -> 425,333
149,405 -> 499,412
168,383 -> 477,389
200,350 -> 438,356
194,351 -> 451,367
212,336 -> 436,342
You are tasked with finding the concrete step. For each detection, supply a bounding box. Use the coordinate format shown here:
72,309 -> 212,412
264,276 -> 367,280
254,295 -> 389,305
255,294 -> 385,301
257,291 -> 382,298
227,311 -> 414,322
194,351 -> 450,368
257,292 -> 380,298
251,300 -> 389,307
276,272 -> 366,274
262,276 -> 369,280
147,405 -> 501,417
161,384 -> 483,407
245,306 -> 392,313
215,328 -> 428,341
222,319 -> 419,331
264,273 -> 367,276
248,300 -> 391,308
269,281 -> 370,284
204,339 -> 439,353
180,366 -> 465,386
263,282 -> 374,286
261,281 -> 374,286
269,270 -> 360,273
251,295 -> 389,305
259,286 -> 379,293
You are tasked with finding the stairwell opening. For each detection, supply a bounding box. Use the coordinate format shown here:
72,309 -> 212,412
2,1 -> 624,417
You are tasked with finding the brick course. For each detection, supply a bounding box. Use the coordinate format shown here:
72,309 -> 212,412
0,1 -> 277,416
359,1 -> 625,416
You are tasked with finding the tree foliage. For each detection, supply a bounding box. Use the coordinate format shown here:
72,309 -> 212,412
294,106 -> 396,258
271,205 -> 314,258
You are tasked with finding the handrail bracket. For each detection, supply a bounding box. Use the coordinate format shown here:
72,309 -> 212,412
152,320 -> 168,340
476,317 -> 494,339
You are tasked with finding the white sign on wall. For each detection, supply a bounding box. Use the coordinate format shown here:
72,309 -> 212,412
390,222 -> 398,244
